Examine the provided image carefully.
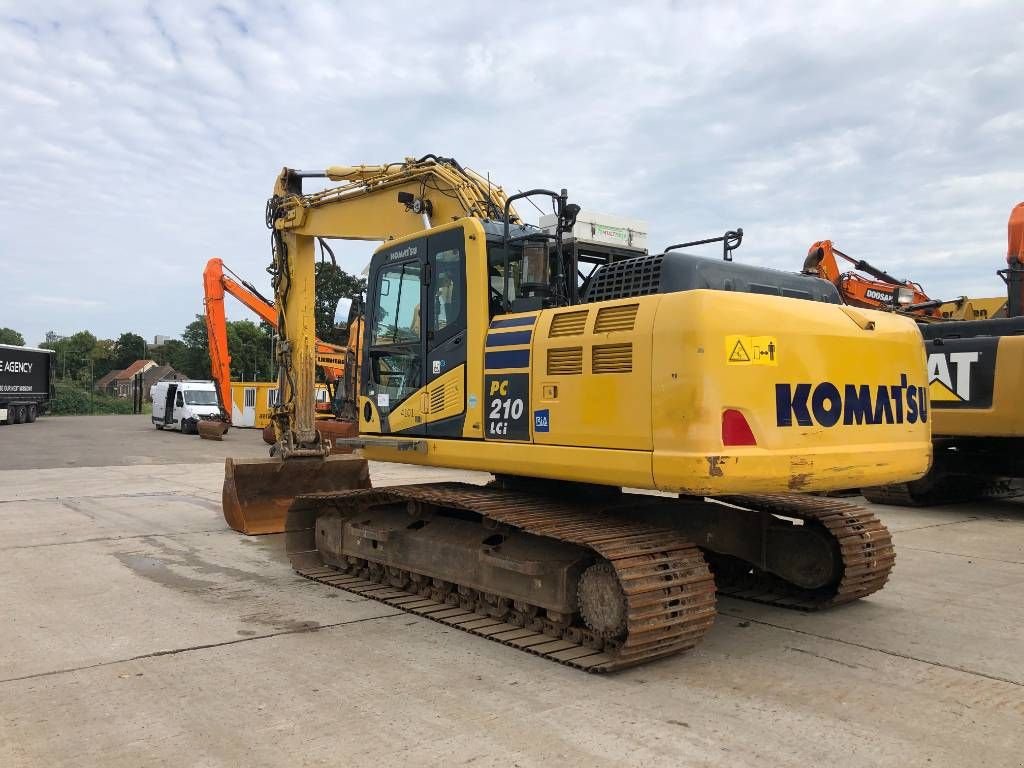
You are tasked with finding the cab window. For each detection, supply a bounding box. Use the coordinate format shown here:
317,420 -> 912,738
369,259 -> 423,409
432,249 -> 463,332
372,261 -> 422,345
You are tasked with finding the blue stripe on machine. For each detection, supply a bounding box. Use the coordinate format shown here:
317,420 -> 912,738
489,315 -> 537,329
486,330 -> 532,347
485,349 -> 530,369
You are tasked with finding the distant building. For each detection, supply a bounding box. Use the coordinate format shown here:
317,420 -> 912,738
141,364 -> 185,400
153,335 -> 174,347
94,369 -> 124,395
112,360 -> 158,399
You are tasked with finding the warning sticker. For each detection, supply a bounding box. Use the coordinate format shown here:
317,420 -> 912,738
725,335 -> 778,366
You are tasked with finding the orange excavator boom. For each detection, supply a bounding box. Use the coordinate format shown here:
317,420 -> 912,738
202,257 -> 349,429
1002,202 -> 1024,317
804,240 -> 941,318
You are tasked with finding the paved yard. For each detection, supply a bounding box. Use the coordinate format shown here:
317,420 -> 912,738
1,415 -> 1022,766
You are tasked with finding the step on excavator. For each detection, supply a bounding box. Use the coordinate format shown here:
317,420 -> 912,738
199,257 -> 352,441
221,155 -> 932,671
863,202 -> 1024,505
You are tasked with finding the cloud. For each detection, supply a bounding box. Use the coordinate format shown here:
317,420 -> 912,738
1,1 -> 1022,348
23,295 -> 105,309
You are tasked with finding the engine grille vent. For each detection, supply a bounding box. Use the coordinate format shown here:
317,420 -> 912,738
428,382 -> 458,414
594,303 -> 639,333
585,255 -> 664,302
547,347 -> 583,375
592,343 -> 633,374
549,310 -> 589,337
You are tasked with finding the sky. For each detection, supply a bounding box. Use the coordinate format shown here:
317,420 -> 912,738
1,1 -> 1022,348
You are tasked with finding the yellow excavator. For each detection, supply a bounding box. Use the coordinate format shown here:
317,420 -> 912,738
863,202 -> 1024,504
223,155 -> 931,671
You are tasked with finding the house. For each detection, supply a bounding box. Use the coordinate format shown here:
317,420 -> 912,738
111,360 -> 159,399
141,364 -> 186,400
94,369 -> 124,395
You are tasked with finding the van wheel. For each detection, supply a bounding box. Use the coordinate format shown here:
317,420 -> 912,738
26,404 -> 36,423
183,419 -> 196,435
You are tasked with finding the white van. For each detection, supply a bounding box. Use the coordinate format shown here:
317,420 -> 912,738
151,380 -> 223,434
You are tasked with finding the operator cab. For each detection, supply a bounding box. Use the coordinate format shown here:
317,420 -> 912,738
483,213 -> 839,315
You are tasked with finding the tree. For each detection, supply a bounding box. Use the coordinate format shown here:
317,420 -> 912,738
43,331 -> 98,383
90,338 -> 117,380
0,328 -> 24,346
180,314 -> 273,381
315,261 -> 366,345
152,339 -> 190,373
112,332 -> 148,370
181,316 -> 212,379
226,319 -> 272,381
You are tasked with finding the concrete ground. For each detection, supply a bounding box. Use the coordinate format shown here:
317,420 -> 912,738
1,415 -> 1022,767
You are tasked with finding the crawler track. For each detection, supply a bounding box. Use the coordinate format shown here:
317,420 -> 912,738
286,483 -> 717,672
862,478 -> 1021,507
710,494 -> 896,610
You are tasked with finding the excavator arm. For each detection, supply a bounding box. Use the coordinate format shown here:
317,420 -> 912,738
222,155 -> 518,533
202,257 -> 350,431
804,240 -> 940,318
1003,202 -> 1024,317
267,155 -> 519,456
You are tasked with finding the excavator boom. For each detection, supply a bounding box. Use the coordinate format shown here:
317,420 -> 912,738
201,257 -> 352,441
804,240 -> 941,318
224,156 -> 518,533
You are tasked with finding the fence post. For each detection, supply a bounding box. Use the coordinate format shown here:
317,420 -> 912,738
134,372 -> 144,414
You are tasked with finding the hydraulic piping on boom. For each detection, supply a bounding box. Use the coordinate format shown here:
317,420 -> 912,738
222,155 -> 520,533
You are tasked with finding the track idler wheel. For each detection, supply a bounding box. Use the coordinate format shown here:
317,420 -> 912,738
577,561 -> 627,639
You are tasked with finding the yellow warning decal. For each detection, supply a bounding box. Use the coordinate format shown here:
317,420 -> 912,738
725,335 -> 778,366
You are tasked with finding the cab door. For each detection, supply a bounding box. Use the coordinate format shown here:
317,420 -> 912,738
424,227 -> 468,438
240,386 -> 257,427
173,389 -> 185,430
363,238 -> 428,435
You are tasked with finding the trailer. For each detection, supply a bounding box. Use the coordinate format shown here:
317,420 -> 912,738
0,344 -> 55,425
229,381 -> 331,428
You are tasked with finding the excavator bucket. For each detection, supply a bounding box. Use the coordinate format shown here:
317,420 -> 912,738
198,420 -> 229,440
222,454 -> 370,535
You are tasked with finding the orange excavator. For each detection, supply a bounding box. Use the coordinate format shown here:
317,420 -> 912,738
199,257 -> 350,439
1004,202 -> 1024,316
803,240 -> 944,318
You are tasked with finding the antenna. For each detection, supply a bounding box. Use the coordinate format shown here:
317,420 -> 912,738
517,189 -> 547,216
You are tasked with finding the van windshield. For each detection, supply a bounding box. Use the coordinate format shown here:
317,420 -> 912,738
183,390 -> 218,406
